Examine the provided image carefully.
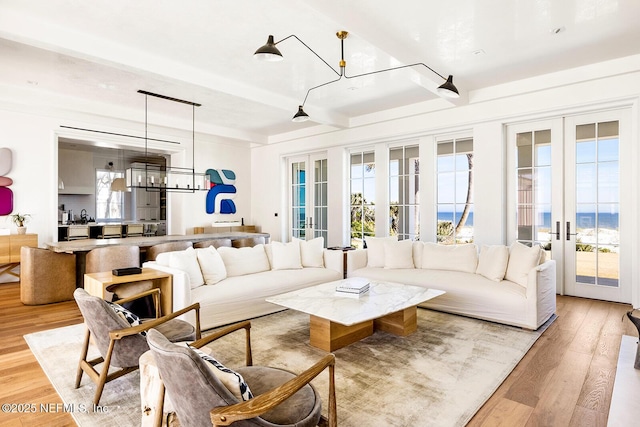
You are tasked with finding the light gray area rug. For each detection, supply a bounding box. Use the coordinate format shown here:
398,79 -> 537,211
25,309 -> 554,427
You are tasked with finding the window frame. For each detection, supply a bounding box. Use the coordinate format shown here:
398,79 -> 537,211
95,168 -> 125,222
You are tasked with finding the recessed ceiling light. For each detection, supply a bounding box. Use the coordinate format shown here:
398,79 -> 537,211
472,49 -> 485,56
550,26 -> 566,34
27,80 -> 38,86
98,83 -> 116,90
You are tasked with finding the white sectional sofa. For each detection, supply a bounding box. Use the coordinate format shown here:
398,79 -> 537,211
346,238 -> 556,330
143,238 -> 343,330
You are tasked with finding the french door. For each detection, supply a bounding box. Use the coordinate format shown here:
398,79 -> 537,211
288,153 -> 328,243
507,109 -> 631,303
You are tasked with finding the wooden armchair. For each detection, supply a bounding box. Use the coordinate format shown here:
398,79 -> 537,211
147,321 -> 337,427
74,288 -> 201,406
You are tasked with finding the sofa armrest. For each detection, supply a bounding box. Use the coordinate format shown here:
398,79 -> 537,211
143,261 -> 196,325
346,249 -> 367,276
323,249 -> 344,275
525,259 -> 557,328
526,260 -> 556,297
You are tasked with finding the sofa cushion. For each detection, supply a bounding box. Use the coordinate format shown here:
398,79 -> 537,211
421,242 -> 478,273
270,241 -> 303,270
505,242 -> 542,287
366,236 -> 398,267
188,345 -> 253,401
296,236 -> 325,268
476,245 -> 509,282
384,239 -> 415,269
218,245 -> 271,277
169,247 -> 204,288
195,246 -> 227,285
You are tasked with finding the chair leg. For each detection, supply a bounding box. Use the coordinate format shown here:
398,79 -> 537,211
75,328 -> 91,389
327,364 -> 337,427
153,382 -> 166,427
93,339 -> 116,406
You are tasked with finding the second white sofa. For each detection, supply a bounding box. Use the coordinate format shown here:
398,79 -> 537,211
144,238 -> 343,330
346,238 -> 556,330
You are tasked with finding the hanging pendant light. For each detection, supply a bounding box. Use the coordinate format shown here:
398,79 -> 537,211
292,105 -> 310,122
110,149 -> 129,192
254,30 -> 461,122
125,90 -> 210,193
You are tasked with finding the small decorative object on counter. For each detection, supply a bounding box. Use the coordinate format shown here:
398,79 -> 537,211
10,212 -> 30,234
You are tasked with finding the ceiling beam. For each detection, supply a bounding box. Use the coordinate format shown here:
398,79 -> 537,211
0,7 -> 350,131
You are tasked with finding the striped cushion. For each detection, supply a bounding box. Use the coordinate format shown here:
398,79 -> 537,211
189,345 -> 253,401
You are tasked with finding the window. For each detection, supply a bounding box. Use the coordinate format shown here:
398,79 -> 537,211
436,137 -> 473,244
516,130 -> 551,248
350,151 -> 375,248
96,169 -> 124,221
389,145 -> 419,241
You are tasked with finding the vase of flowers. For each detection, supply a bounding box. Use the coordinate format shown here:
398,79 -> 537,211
10,213 -> 30,234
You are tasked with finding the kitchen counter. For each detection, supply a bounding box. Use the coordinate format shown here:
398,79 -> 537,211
46,231 -> 270,254
47,231 -> 271,287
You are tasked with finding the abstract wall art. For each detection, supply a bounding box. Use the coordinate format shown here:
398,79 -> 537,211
0,148 -> 13,215
205,168 -> 237,214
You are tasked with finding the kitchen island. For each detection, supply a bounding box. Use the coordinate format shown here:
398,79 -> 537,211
46,231 -> 270,287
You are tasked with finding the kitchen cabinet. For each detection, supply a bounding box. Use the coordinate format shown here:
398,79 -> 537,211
0,233 -> 38,282
134,188 -> 160,220
58,149 -> 95,195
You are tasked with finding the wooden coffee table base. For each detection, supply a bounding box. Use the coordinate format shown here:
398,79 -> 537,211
309,306 -> 418,352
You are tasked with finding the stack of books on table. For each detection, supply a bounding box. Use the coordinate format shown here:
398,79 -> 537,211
335,277 -> 370,298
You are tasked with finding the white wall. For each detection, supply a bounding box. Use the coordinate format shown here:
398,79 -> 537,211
0,109 -> 60,246
250,60 -> 640,307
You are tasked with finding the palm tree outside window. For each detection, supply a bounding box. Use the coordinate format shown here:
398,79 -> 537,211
436,138 -> 474,244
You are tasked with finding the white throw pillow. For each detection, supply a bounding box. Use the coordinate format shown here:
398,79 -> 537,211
384,239 -> 415,269
217,245 -> 271,277
169,247 -> 204,288
366,236 -> 398,268
475,245 -> 509,281
421,242 -> 478,273
295,236 -> 325,268
270,240 -> 303,270
505,242 -> 542,287
195,246 -> 227,285
155,251 -> 171,267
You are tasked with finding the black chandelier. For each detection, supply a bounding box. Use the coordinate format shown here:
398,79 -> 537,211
125,90 -> 210,193
254,31 -> 460,122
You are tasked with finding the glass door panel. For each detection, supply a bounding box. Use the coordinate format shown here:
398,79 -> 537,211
509,112 -> 629,303
288,154 -> 328,243
571,120 -> 620,290
290,160 -> 306,239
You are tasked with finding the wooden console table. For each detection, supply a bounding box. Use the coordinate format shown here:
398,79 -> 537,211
0,233 -> 38,282
84,268 -> 173,315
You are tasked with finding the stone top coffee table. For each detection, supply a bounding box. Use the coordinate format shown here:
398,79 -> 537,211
266,280 -> 445,351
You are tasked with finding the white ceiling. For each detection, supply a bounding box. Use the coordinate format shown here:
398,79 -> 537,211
1,0 -> 639,144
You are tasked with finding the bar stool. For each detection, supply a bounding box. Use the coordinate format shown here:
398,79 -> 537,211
99,224 -> 122,239
125,223 -> 144,237
193,238 -> 232,249
231,236 -> 266,248
146,241 -> 193,261
67,225 -> 90,241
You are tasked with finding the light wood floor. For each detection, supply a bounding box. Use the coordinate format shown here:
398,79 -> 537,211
0,282 -> 636,426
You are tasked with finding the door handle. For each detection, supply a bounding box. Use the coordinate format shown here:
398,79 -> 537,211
554,221 -> 561,240
566,221 -> 578,240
